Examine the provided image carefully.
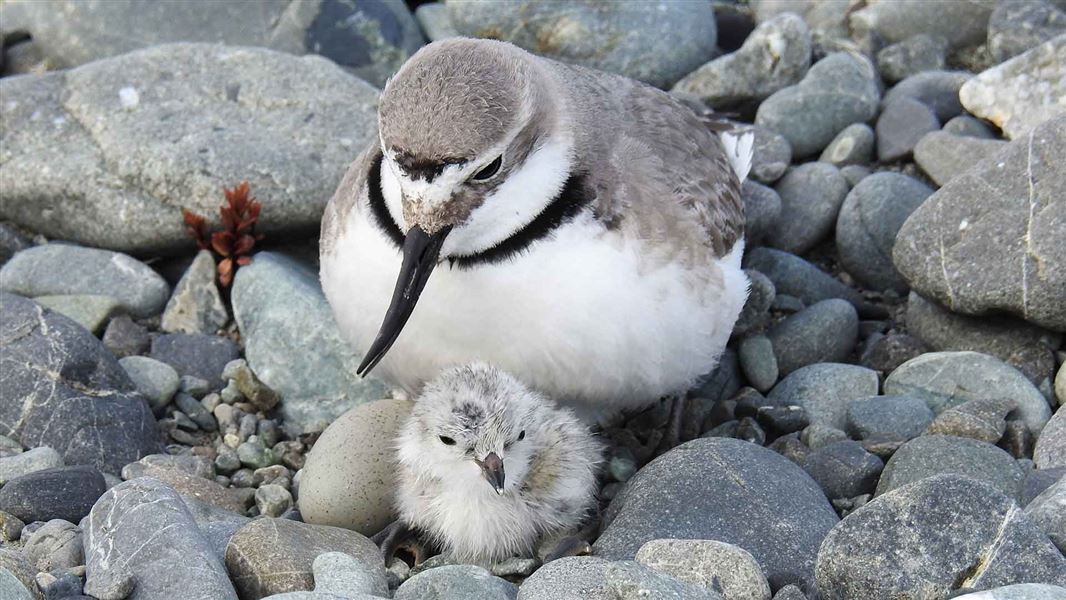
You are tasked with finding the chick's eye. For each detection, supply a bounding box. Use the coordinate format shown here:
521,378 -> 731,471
517,430 -> 525,441
471,155 -> 502,181
439,435 -> 456,446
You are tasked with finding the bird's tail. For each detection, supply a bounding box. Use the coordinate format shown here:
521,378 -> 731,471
720,130 -> 754,183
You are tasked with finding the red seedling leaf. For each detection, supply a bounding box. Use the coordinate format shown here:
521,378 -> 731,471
234,234 -> 255,256
181,208 -> 206,230
218,258 -> 234,287
211,231 -> 234,257
236,256 -> 253,266
219,206 -> 237,231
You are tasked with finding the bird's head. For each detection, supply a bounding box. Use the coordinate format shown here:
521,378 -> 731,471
397,363 -> 544,496
357,38 -> 574,376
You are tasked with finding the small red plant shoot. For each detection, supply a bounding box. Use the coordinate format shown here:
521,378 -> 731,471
182,181 -> 265,287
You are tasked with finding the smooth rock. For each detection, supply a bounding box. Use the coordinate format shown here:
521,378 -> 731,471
298,398 -> 410,535
926,397 -> 1015,443
846,395 -> 934,441
605,560 -> 720,600
0,294 -> 161,472
415,3 -> 459,42
255,485 -> 293,518
819,123 -> 874,166
161,250 -> 228,335
743,248 -> 866,315
954,584 -> 1066,600
121,462 -> 252,514
988,0 -> 1066,63
0,43 -> 379,254
849,0 -> 997,50
33,294 -> 120,335
740,181 -> 782,245
100,315 -> 150,358
0,447 -> 63,486
739,335 -> 778,393
0,246 -> 168,318
885,351 -> 1052,435
0,0 -> 423,87
860,333 -> 928,373
960,34 -> 1066,139
447,1 -> 717,89
749,127 -> 793,185
0,465 -> 104,525
672,13 -> 811,109
816,474 -> 1066,599
906,292 -> 1060,387
943,115 -> 997,139
1024,474 -> 1066,553
768,162 -> 849,254
897,117 -> 1066,330
233,252 -> 387,431
85,477 -> 237,600
913,130 -> 1008,186
22,519 -> 82,573
118,356 -> 180,412
1035,408 -> 1066,468
635,539 -> 770,600
839,165 -> 870,187
0,568 -> 34,600
876,434 -> 1025,498
876,34 -> 949,84
882,71 -> 971,122
767,299 -> 858,376
595,438 -> 838,594
876,96 -> 940,162
768,363 -> 880,431
1057,361 -> 1066,405
756,53 -> 881,158
802,440 -> 884,499
150,333 -> 239,391
516,556 -> 612,600
394,564 -> 517,600
225,517 -> 386,599
836,172 -> 933,292
313,551 -> 384,599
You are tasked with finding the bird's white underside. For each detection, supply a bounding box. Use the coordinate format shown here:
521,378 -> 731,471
322,166 -> 748,420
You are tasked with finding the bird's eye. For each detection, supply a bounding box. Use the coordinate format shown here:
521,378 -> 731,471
471,155 -> 502,181
439,435 -> 456,446
517,430 -> 525,441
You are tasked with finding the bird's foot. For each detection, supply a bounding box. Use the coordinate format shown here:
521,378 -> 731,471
543,536 -> 592,563
372,520 -> 428,567
655,393 -> 687,455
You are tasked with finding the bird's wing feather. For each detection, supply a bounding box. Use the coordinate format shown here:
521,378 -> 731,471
320,137 -> 380,258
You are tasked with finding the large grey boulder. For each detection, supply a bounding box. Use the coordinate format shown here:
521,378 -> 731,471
959,35 -> 1066,139
595,438 -> 838,594
446,0 -> 717,89
0,43 -> 378,255
848,0 -> 997,50
816,474 -> 1066,599
232,252 -> 387,432
893,116 -> 1066,331
0,0 -> 423,87
84,477 -> 238,600
0,293 -> 161,474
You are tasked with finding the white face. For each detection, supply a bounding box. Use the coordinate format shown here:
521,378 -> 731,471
380,134 -> 573,259
397,401 -> 537,496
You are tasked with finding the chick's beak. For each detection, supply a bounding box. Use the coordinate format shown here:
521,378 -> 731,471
478,452 -> 506,495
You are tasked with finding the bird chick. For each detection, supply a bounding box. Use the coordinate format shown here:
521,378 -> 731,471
394,363 -> 602,563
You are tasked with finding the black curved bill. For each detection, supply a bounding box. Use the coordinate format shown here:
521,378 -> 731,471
356,225 -> 451,377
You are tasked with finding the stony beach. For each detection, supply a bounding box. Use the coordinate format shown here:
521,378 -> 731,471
1,1 -> 1065,599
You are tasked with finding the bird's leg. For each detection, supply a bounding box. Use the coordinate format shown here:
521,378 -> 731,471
373,520 -> 427,566
655,392 -> 687,454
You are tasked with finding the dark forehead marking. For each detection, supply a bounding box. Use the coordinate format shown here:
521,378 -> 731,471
392,149 -> 466,183
454,402 -> 485,426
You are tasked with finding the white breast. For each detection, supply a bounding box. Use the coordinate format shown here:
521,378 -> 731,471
320,207 -> 747,418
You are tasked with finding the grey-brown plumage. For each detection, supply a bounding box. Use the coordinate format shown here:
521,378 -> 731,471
320,38 -> 752,419
394,363 -> 603,563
